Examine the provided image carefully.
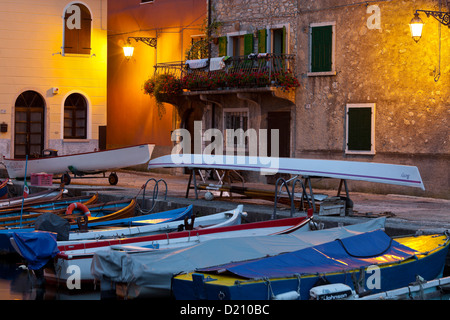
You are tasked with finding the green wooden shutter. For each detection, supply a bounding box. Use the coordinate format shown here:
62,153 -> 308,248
347,107 -> 372,151
258,29 -> 267,53
244,33 -> 254,55
218,36 -> 227,56
282,26 -> 286,54
311,25 -> 332,72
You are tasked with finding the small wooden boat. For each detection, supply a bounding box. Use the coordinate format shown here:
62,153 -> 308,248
88,218 -> 386,298
0,189 -> 63,209
2,203 -> 191,255
67,204 -> 242,241
172,231 -> 450,300
0,193 -> 98,218
0,195 -> 127,229
2,144 -> 154,183
10,205 -> 246,284
46,215 -> 311,285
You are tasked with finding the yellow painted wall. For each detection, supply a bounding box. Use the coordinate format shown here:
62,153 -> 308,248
0,0 -> 107,157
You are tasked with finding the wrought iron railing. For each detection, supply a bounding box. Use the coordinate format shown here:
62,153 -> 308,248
153,54 -> 298,92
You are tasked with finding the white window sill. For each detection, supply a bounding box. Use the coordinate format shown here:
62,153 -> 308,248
63,139 -> 90,143
307,71 -> 336,77
345,150 -> 376,156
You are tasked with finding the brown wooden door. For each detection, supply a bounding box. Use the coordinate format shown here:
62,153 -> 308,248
14,91 -> 45,159
267,111 -> 290,157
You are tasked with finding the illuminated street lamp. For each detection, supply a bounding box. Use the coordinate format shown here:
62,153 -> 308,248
410,10 -> 450,42
409,12 -> 424,42
123,40 -> 135,59
123,36 -> 157,59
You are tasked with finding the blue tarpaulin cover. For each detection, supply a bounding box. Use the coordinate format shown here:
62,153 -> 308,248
198,230 -> 419,279
12,231 -> 60,270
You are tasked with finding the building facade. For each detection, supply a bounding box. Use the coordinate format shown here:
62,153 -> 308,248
156,0 -> 448,198
106,0 -> 207,159
294,0 -> 449,198
0,0 -> 108,159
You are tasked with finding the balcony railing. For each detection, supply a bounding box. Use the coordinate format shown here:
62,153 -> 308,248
153,54 -> 298,92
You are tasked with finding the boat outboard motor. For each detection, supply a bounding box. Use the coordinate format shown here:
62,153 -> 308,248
34,212 -> 70,241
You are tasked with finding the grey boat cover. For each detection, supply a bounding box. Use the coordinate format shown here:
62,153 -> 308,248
91,217 -> 385,296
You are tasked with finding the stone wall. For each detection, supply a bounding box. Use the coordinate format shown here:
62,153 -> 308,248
210,0 -> 449,198
295,0 -> 449,198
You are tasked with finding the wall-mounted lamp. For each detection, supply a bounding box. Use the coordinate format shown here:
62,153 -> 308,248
409,10 -> 450,42
123,36 -> 157,59
410,8 -> 449,82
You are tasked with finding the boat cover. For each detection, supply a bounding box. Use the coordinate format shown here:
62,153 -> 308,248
12,232 -> 60,270
91,217 -> 386,295
197,229 -> 418,279
35,212 -> 70,241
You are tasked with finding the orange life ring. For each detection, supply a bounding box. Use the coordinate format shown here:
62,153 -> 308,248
65,202 -> 91,217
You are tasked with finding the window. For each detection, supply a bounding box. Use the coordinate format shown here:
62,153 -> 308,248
64,93 -> 87,139
309,22 -> 336,76
223,108 -> 249,153
257,25 -> 288,54
346,103 -> 376,155
141,0 -> 154,3
218,32 -> 253,57
63,3 -> 92,55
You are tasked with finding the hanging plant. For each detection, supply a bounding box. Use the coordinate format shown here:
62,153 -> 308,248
143,74 -> 182,118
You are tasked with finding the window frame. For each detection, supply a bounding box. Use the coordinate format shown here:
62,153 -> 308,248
63,93 -> 88,140
308,21 -> 336,76
345,103 -> 376,155
62,2 -> 92,56
257,23 -> 290,54
223,108 -> 250,154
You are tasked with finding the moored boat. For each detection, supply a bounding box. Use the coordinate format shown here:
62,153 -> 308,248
0,193 -> 99,228
66,204 -> 241,241
11,205 -> 246,285
172,231 -> 450,300
0,189 -> 63,209
89,217 -> 386,298
0,196 -> 131,229
46,214 -> 309,285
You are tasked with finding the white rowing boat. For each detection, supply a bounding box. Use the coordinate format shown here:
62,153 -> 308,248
66,204 -> 244,241
2,144 -> 154,180
148,154 -> 425,189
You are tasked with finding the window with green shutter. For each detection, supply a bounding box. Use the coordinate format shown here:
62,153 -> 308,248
218,36 -> 227,56
244,33 -> 254,55
311,25 -> 332,72
258,29 -> 267,53
346,104 -> 375,154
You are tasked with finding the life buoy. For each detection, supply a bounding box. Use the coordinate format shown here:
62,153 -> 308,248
65,202 -> 91,217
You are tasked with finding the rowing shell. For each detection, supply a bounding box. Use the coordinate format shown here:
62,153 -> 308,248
148,154 -> 424,189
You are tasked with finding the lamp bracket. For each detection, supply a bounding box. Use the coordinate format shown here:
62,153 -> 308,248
416,10 -> 450,27
128,37 -> 157,48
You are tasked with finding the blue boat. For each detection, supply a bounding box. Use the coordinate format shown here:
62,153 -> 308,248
172,230 -> 450,300
0,193 -> 99,228
0,204 -> 193,254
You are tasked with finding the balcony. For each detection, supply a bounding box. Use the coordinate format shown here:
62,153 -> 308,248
152,54 -> 299,94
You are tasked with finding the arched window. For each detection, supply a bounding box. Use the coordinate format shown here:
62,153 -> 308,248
14,91 -> 45,158
63,3 -> 92,55
64,93 -> 87,139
